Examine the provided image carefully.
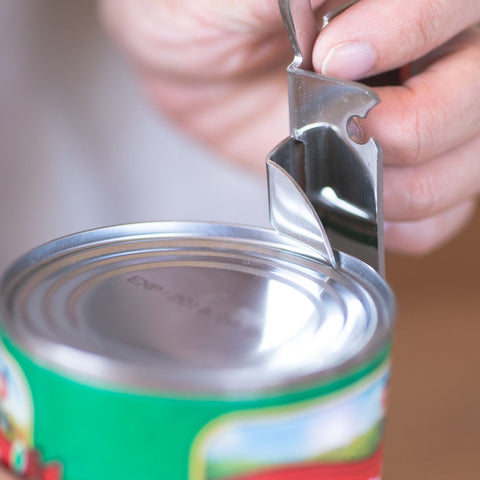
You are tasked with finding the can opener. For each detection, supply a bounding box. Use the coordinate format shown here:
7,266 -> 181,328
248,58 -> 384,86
267,0 -> 385,277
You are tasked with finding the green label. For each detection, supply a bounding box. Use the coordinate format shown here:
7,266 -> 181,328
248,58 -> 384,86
190,363 -> 388,480
0,339 -> 63,479
0,334 -> 390,480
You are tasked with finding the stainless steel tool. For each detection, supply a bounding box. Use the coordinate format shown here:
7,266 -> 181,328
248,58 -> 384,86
267,0 -> 385,276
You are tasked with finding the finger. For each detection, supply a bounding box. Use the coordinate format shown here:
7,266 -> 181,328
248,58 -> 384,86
312,0 -> 480,80
384,200 -> 476,256
142,66 -> 290,170
99,0 -> 292,80
363,27 -> 480,166
198,0 -> 327,28
383,133 -> 480,222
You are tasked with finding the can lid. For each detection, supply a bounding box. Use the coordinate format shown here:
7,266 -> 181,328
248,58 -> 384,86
0,222 -> 394,394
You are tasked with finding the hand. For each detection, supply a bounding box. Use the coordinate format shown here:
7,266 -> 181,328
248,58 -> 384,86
99,0 -> 480,255
312,0 -> 480,254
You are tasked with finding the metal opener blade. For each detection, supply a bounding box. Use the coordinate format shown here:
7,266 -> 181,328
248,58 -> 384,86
267,0 -> 385,277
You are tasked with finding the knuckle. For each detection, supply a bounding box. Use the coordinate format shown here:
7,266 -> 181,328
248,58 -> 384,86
404,169 -> 438,220
408,0 -> 446,56
407,97 -> 425,166
396,80 -> 440,166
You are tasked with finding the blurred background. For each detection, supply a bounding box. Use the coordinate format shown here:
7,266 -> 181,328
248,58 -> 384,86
0,0 -> 269,275
384,215 -> 480,480
0,1 -> 479,479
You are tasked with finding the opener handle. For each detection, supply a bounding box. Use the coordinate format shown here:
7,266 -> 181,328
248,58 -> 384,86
268,0 -> 385,276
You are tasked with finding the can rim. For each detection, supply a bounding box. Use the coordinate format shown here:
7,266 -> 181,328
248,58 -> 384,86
0,221 -> 395,395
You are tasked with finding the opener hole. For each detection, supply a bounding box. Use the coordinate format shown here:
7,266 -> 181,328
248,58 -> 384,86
347,117 -> 367,145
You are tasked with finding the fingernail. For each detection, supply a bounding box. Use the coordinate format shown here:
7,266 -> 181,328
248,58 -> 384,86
321,42 -> 377,80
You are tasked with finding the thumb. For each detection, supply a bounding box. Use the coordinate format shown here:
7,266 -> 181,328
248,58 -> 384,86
312,0 -> 480,80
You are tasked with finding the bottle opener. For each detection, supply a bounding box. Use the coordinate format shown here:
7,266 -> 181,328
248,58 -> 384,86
267,0 -> 385,276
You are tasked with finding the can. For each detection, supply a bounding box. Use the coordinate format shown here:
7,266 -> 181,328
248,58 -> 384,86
0,222 -> 394,480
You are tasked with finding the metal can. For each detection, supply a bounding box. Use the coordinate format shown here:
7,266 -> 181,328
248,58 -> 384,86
0,222 -> 394,480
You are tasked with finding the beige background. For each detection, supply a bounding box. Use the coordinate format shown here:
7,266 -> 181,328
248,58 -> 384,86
383,208 -> 480,480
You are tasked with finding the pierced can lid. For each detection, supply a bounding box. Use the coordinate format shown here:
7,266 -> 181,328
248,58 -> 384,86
0,222 -> 394,394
